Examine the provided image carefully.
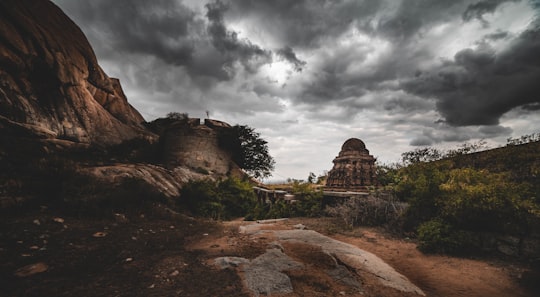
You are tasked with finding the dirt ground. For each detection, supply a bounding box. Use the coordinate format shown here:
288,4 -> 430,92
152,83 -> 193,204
294,218 -> 540,297
1,208 -> 539,297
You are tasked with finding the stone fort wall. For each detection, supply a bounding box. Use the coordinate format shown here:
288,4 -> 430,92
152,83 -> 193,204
162,119 -> 239,176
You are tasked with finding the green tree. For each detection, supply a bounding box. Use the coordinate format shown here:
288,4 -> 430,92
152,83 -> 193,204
401,147 -> 442,165
220,125 -> 275,179
166,112 -> 189,121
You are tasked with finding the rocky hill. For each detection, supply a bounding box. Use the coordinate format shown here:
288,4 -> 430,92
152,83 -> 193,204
0,0 -> 152,145
0,0 -> 241,210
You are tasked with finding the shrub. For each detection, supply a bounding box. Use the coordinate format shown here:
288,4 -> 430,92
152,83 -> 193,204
325,192 -> 407,228
290,181 -> 323,217
179,177 -> 257,220
438,168 -> 535,234
245,181 -> 324,220
417,219 -> 475,254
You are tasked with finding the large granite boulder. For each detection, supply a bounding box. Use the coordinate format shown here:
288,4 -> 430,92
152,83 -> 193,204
0,0 -> 246,210
0,0 -> 154,145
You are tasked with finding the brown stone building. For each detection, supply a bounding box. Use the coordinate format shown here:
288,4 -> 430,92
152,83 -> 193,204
325,138 -> 377,191
161,118 -> 241,176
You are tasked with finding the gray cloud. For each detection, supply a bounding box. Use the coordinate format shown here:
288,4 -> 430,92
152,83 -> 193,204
478,125 -> 513,136
402,22 -> 540,126
228,0 -> 382,47
484,30 -> 510,40
205,0 -> 272,75
276,46 -> 306,72
54,0 -> 198,65
54,0 -> 273,83
377,1 -> 468,41
462,0 -> 518,25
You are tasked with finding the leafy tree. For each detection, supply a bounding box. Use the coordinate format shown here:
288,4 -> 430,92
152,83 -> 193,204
507,132 -> 540,146
401,147 -> 442,165
375,162 -> 401,187
445,139 -> 488,157
219,125 -> 275,179
166,112 -> 189,121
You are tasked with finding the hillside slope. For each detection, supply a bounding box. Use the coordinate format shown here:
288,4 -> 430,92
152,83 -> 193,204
0,0 -> 153,145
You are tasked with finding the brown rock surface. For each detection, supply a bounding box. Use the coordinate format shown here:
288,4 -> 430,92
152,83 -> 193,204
0,0 -> 153,145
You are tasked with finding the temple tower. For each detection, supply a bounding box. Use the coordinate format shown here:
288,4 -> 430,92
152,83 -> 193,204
325,138 -> 377,191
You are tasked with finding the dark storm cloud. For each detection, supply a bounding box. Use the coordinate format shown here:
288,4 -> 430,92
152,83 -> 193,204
410,128 -> 472,146
54,0 -> 197,65
377,1 -> 459,40
410,124 -> 513,146
54,0 -> 273,82
228,0 -> 382,47
479,125 -> 513,136
276,47 -> 306,72
402,22 -> 540,127
484,30 -> 509,40
462,0 -> 519,25
205,0 -> 272,74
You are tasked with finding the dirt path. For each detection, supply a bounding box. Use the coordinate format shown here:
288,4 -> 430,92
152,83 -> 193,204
191,218 -> 537,297
331,229 -> 531,297
298,218 -> 536,297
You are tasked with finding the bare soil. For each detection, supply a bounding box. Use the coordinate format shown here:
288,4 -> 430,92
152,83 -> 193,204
294,218 -> 540,297
1,210 -> 538,297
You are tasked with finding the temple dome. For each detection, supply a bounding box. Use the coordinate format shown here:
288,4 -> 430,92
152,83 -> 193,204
326,137 -> 377,191
341,138 -> 366,152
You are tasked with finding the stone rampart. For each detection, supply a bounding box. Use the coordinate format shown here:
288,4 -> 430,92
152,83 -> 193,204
162,119 -> 238,176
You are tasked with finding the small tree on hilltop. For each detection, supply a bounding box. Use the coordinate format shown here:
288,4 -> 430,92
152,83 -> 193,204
166,112 -> 189,121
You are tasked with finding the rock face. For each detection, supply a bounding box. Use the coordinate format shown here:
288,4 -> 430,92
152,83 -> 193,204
0,0 -> 244,208
213,221 -> 425,296
0,0 -> 153,145
325,138 -> 377,191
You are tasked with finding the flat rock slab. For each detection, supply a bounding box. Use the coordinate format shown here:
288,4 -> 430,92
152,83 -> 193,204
215,248 -> 303,295
215,222 -> 425,296
273,229 -> 425,295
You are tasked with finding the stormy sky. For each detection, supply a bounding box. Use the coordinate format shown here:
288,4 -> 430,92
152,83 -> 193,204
52,0 -> 540,181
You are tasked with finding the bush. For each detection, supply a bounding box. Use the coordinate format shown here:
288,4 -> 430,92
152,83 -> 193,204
179,177 -> 257,220
395,161 -> 540,254
325,192 -> 407,228
244,181 -> 324,220
417,219 -> 475,254
290,181 -> 323,217
438,168 -> 535,234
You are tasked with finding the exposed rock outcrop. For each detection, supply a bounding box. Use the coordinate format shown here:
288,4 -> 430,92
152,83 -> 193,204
213,221 -> 426,296
0,0 -> 154,145
0,0 -> 244,209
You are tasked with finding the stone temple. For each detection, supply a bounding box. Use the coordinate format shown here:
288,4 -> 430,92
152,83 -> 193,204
325,138 -> 377,191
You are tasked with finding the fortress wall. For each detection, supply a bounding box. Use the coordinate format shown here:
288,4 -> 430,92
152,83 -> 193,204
162,121 -> 234,175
